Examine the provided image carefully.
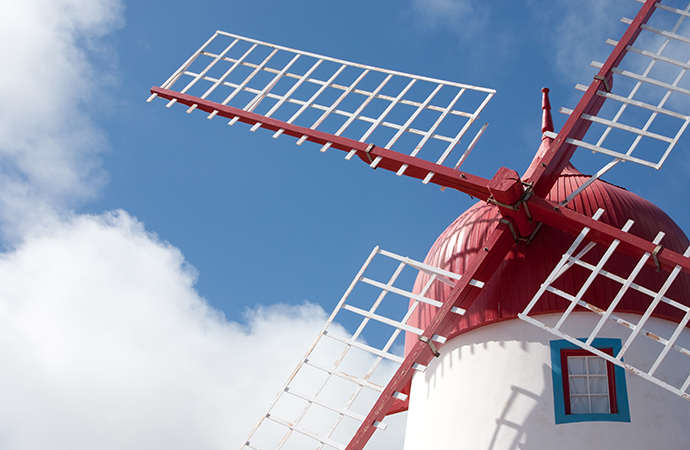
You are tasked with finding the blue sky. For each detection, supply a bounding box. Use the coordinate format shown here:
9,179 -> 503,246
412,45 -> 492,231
92,0 -> 690,317
1,0 -> 689,449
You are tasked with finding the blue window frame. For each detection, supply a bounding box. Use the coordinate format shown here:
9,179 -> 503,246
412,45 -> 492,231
550,339 -> 630,424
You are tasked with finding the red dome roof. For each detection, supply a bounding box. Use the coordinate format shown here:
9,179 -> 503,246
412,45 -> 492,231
405,164 -> 690,354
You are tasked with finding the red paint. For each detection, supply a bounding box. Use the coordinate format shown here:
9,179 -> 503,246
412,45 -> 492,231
488,166 -> 536,239
151,85 -> 690,278
488,167 -> 524,203
541,87 -> 554,134
150,87 -> 493,200
151,4 -> 689,441
561,348 -> 618,415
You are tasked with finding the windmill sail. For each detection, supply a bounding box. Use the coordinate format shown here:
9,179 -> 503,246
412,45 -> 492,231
519,208 -> 690,401
148,31 -> 494,190
239,247 -> 469,450
541,0 -> 690,204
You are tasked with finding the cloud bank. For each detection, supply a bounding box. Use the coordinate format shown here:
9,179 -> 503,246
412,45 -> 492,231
0,0 -> 123,240
0,211 -> 335,449
2,0 -> 643,447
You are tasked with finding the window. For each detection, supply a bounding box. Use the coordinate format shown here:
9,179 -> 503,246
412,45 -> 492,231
562,349 -> 616,415
550,339 -> 630,424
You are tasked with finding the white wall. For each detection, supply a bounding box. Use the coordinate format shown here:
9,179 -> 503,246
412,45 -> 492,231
403,314 -> 690,450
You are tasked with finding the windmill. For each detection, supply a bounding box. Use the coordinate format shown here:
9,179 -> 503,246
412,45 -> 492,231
148,0 -> 690,448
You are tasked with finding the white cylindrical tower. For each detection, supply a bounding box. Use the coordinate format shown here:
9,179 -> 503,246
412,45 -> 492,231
402,165 -> 690,449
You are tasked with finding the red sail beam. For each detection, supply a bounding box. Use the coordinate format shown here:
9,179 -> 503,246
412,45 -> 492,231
528,196 -> 690,276
526,0 -> 658,197
151,86 -> 492,200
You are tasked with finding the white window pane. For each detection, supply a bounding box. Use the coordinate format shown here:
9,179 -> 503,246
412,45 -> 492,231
590,395 -> 611,413
588,357 -> 607,375
589,376 -> 609,394
569,376 -> 589,394
570,396 -> 590,414
567,356 -> 586,375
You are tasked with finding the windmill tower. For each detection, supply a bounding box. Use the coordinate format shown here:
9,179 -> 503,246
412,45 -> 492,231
148,0 -> 690,449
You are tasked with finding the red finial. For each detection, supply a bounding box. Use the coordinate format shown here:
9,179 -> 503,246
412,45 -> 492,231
541,87 -> 554,134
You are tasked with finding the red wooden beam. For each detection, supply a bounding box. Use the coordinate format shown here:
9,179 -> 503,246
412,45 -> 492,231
488,166 -> 537,239
528,196 -> 690,276
150,87 -> 493,200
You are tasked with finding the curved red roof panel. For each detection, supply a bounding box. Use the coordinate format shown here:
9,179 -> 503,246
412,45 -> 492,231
405,164 -> 690,355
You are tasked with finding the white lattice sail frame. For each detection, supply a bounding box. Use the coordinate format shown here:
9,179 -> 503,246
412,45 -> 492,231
239,247 -> 474,450
148,31 -> 495,181
554,0 -> 690,204
519,208 -> 690,401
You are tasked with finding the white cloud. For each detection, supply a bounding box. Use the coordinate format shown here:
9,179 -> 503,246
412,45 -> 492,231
408,0 -> 515,72
550,0 -> 636,86
0,211 -> 334,449
410,0 -> 493,44
0,211 -> 405,449
411,0 -> 477,30
0,0 -> 123,241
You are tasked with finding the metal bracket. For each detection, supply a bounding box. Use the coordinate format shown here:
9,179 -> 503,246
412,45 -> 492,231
652,244 -> 663,272
520,182 -> 534,223
499,218 -> 520,243
499,218 -> 542,245
364,143 -> 375,164
419,335 -> 440,357
487,196 -> 520,211
488,181 -> 535,216
521,200 -> 534,223
490,181 -> 540,244
594,74 -> 612,92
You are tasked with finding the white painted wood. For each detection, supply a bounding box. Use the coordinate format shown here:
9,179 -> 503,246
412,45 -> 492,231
239,247 -> 462,450
152,30 -> 495,180
403,316 -> 690,450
